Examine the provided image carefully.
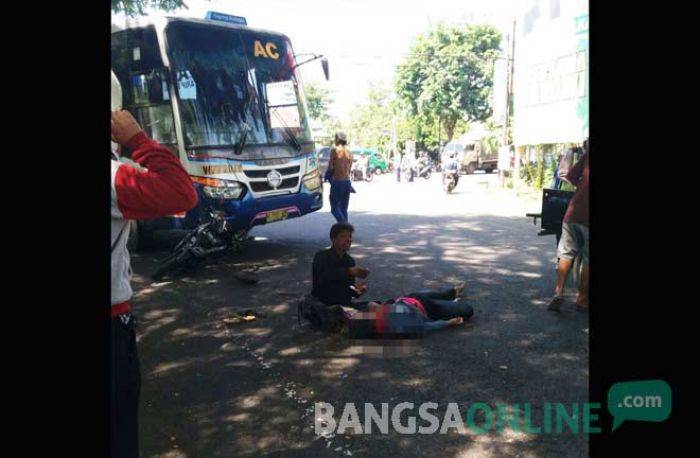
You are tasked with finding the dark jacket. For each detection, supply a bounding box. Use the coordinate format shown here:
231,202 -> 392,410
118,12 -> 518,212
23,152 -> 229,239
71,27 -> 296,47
311,248 -> 359,306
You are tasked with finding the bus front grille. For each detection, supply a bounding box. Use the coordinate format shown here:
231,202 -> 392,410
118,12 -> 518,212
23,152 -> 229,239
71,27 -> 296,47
244,166 -> 300,179
249,177 -> 299,193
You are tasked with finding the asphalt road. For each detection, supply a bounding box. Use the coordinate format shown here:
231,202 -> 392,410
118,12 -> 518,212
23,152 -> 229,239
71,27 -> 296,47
130,172 -> 589,457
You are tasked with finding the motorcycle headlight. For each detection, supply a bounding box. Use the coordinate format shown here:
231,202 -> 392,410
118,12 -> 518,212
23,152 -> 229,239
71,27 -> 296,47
303,171 -> 322,191
200,181 -> 245,199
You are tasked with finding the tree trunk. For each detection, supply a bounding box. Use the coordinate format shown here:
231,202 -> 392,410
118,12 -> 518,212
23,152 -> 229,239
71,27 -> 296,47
444,119 -> 457,142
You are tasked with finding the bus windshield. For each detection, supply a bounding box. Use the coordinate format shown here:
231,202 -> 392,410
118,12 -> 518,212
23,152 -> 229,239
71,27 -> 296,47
165,22 -> 312,157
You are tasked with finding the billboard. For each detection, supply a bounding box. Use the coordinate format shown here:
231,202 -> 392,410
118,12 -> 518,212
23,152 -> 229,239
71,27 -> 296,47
513,0 -> 589,146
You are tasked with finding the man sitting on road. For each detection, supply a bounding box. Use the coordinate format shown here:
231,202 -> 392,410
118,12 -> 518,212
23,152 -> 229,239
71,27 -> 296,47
311,222 -> 369,307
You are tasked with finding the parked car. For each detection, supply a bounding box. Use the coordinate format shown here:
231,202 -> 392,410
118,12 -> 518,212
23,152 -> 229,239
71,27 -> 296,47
317,147 -> 332,173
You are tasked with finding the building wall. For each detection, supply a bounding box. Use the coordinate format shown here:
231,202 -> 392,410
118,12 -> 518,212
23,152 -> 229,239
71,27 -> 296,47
513,0 -> 589,146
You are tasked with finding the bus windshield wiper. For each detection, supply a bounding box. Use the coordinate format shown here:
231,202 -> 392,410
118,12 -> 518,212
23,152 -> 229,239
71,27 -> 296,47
234,123 -> 250,156
268,107 -> 301,151
232,89 -> 256,156
279,125 -> 301,151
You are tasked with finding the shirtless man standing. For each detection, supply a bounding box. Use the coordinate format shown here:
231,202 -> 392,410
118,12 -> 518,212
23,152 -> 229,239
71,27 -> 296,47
327,132 -> 354,222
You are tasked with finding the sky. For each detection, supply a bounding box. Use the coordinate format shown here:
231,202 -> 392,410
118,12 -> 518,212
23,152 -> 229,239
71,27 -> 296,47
113,0 -> 522,123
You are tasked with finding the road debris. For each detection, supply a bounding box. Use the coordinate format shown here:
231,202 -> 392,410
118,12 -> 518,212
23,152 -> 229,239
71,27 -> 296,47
235,271 -> 259,284
223,309 -> 266,326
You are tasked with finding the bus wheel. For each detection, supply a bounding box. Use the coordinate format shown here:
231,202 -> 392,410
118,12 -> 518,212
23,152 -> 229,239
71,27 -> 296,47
231,230 -> 251,251
466,163 -> 476,174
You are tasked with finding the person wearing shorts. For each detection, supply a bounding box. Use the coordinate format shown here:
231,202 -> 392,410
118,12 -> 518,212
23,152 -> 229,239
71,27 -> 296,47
548,139 -> 589,312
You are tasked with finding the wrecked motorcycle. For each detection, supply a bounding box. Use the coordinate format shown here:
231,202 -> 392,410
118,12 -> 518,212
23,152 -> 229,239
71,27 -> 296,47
151,210 -> 248,280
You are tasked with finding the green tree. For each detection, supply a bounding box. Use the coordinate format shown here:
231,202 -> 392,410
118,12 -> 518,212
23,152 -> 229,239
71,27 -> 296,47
346,83 -> 411,155
322,117 -> 344,143
112,0 -> 190,16
304,83 -> 334,121
480,119 -> 502,156
395,23 -> 502,143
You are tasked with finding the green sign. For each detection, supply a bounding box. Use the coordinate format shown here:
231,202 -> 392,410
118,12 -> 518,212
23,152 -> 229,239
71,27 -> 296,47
607,380 -> 672,431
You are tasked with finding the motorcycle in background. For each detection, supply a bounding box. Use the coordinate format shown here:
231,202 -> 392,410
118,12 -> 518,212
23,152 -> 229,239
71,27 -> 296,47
417,158 -> 433,179
351,156 -> 373,182
364,164 -> 374,182
350,156 -> 363,181
442,171 -> 459,193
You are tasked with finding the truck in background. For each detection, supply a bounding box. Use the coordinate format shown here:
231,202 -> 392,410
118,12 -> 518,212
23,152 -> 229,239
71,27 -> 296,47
441,127 -> 498,174
442,140 -> 498,175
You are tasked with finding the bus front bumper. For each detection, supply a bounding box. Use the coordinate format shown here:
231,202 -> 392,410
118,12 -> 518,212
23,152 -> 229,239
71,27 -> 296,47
142,185 -> 324,232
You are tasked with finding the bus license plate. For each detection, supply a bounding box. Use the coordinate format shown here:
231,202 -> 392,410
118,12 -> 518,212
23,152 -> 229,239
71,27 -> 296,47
266,209 -> 288,223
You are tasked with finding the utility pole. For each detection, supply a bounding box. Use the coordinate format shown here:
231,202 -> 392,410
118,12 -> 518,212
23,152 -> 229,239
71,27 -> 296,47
504,18 -> 516,148
506,18 -> 518,191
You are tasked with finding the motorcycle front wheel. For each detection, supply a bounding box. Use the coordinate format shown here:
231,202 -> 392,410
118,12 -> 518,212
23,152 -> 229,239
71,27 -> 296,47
443,177 -> 455,194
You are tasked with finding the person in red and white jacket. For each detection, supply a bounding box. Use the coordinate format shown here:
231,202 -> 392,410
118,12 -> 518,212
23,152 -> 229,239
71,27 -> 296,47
110,71 -> 197,458
110,111 -> 198,307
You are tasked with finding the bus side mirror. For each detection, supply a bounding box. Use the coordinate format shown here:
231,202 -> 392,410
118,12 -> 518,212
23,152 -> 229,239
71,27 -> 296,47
321,57 -> 329,81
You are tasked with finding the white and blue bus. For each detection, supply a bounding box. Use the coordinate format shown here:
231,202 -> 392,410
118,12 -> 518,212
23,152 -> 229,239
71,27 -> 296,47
111,14 -> 325,249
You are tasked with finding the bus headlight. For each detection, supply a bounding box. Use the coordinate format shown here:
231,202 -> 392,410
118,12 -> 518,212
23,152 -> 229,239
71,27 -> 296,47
303,171 -> 322,191
202,182 -> 245,199
306,154 -> 319,173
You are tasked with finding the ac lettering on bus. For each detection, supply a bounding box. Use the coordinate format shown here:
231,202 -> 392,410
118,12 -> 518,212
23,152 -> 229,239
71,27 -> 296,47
253,40 -> 279,59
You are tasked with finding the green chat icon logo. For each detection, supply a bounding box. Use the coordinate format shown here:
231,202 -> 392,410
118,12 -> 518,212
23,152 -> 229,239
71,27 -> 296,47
607,380 -> 671,431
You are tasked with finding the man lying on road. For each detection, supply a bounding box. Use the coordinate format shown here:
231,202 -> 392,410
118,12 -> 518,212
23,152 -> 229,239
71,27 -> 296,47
343,285 -> 473,339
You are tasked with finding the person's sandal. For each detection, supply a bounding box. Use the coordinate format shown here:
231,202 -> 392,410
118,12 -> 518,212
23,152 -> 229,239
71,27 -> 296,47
575,301 -> 590,312
547,295 -> 565,312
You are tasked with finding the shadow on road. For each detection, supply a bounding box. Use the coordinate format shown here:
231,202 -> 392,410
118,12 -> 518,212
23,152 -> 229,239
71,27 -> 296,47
130,211 -> 589,457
